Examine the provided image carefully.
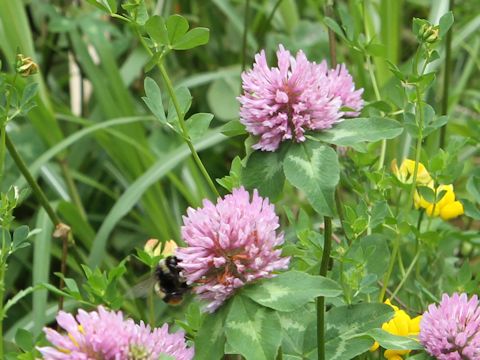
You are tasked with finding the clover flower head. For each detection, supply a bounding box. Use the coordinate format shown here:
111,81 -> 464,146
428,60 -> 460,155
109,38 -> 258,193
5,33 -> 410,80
238,44 -> 363,151
414,184 -> 464,220
370,299 -> 422,360
420,293 -> 480,360
176,187 -> 290,312
38,306 -> 194,360
325,62 -> 364,117
127,321 -> 194,360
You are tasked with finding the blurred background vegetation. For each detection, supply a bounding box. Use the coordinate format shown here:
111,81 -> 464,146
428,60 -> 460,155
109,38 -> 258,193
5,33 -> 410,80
0,0 -> 479,344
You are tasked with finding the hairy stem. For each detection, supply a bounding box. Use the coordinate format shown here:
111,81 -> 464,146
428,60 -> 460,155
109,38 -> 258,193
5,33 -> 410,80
379,234 -> 399,302
5,134 -> 60,225
135,27 -> 220,198
0,73 -> 17,186
5,133 -> 71,310
317,216 -> 332,360
157,63 -> 220,198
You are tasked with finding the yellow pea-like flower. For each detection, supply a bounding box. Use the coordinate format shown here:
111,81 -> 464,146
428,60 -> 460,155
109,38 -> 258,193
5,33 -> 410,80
391,159 -> 433,185
370,300 -> 422,360
414,184 -> 464,220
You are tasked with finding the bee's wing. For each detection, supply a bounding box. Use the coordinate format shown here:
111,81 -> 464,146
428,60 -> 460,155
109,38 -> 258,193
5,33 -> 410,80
126,276 -> 158,299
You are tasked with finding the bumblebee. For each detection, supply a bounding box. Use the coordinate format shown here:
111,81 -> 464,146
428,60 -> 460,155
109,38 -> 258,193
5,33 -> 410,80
154,256 -> 189,305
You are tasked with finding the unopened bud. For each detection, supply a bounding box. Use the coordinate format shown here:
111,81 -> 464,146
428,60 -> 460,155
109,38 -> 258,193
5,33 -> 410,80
15,54 -> 38,77
161,240 -> 177,257
144,238 -> 178,258
53,223 -> 71,240
425,28 -> 439,43
144,238 -> 162,257
419,24 -> 439,44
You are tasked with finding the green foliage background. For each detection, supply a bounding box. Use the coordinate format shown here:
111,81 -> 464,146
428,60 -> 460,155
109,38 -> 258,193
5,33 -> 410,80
0,0 -> 479,358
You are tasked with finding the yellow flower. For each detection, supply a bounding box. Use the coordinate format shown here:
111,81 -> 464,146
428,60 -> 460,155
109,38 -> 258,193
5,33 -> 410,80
370,300 -> 422,360
414,184 -> 464,220
144,239 -> 178,257
391,159 -> 433,185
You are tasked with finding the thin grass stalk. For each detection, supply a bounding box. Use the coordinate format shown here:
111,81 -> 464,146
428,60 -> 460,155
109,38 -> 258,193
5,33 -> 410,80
241,0 -> 251,72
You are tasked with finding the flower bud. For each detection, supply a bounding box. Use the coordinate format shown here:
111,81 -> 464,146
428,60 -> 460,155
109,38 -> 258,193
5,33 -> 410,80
15,54 -> 38,77
161,239 -> 177,257
419,24 -> 439,44
144,238 -> 162,257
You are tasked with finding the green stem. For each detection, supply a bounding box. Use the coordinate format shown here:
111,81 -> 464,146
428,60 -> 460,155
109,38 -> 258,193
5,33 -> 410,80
157,63 -> 220,198
379,234 -> 399,302
439,0 -> 454,149
134,27 -> 220,198
414,209 -> 424,279
406,86 -> 424,209
0,73 -> 17,185
317,216 -> 332,360
0,258 -> 5,359
390,251 -> 420,298
5,134 -> 60,225
5,133 -> 71,310
60,159 -> 87,220
148,268 -> 155,327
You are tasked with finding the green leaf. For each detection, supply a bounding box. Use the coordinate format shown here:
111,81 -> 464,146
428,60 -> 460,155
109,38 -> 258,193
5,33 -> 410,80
242,149 -> 285,200
325,303 -> 394,360
106,0 -> 117,13
167,86 -> 192,123
3,286 -> 37,315
186,113 -> 213,140
145,16 -> 169,45
194,304 -> 228,360
367,328 -> 423,350
12,225 -> 29,250
323,17 -> 346,41
243,270 -> 342,311
345,234 -> 390,278
158,355 -> 175,360
15,328 -> 34,351
283,142 -> 339,216
207,77 -> 240,121
84,0 -> 110,12
439,11 -> 454,37
166,14 -> 189,45
221,120 -> 246,137
467,176 -> 480,203
21,83 -> 38,106
409,353 -> 436,360
217,156 -> 242,191
417,186 -> 436,203
142,77 -> 166,122
225,295 -> 282,360
172,27 -> 210,50
278,305 -> 316,359
32,210 -> 53,336
313,118 -> 403,146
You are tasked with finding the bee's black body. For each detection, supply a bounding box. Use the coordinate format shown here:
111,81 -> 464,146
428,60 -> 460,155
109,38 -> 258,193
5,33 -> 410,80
155,256 -> 189,305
